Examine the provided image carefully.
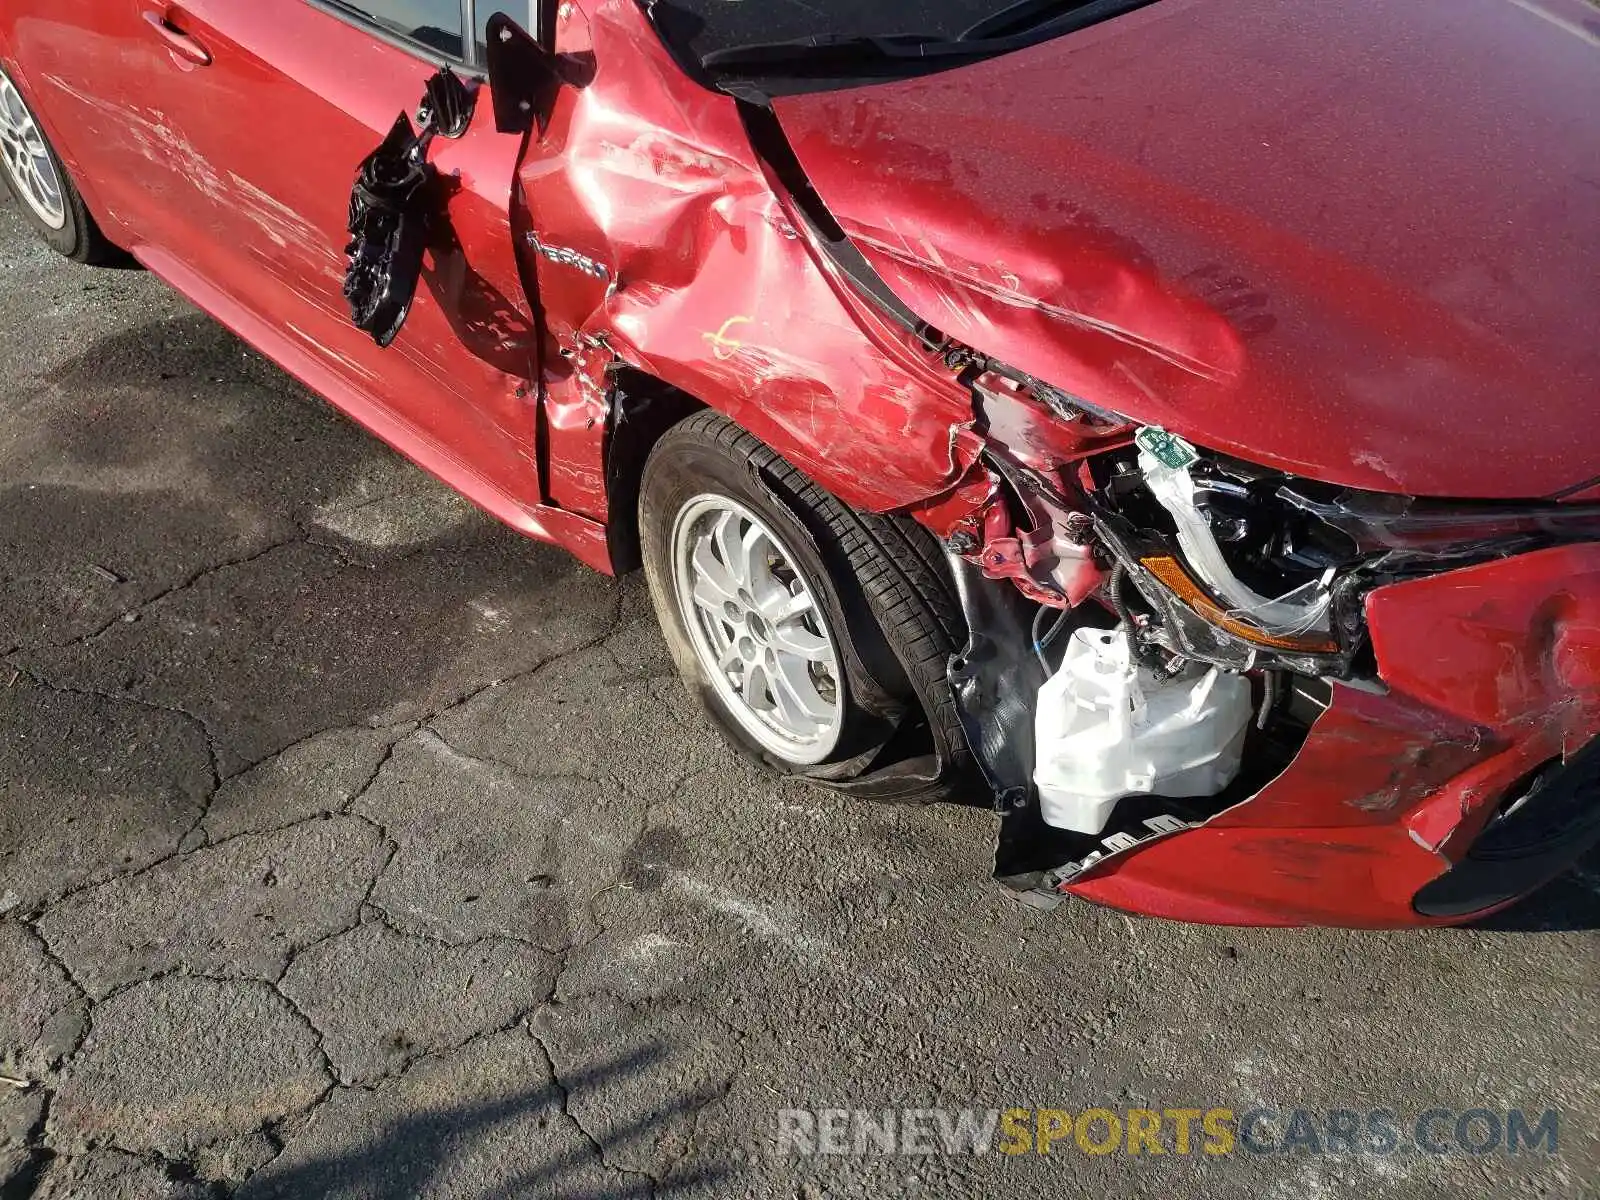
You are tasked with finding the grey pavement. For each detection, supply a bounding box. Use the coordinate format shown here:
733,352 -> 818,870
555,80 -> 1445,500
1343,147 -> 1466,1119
1,196 -> 1596,1199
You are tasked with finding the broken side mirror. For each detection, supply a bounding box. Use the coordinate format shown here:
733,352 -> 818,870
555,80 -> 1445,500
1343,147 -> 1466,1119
343,69 -> 479,347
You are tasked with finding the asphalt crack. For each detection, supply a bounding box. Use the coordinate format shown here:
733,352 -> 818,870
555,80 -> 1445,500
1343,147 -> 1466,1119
7,666 -> 222,816
530,1031 -> 663,1198
5,533 -> 671,1194
3,532 -> 314,663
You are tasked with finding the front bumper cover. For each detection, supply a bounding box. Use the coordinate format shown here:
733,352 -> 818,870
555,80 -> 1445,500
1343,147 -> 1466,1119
1056,543 -> 1600,927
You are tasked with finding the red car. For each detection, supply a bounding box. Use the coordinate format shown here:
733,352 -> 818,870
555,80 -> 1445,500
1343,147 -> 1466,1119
3,0 -> 1596,928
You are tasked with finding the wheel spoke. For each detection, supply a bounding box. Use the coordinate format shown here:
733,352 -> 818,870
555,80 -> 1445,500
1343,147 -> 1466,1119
738,521 -> 772,590
770,621 -> 831,663
743,660 -> 773,713
764,590 -> 815,623
690,535 -> 739,605
29,163 -> 59,212
769,656 -> 832,724
711,510 -> 747,587
690,577 -> 729,619
766,672 -> 807,731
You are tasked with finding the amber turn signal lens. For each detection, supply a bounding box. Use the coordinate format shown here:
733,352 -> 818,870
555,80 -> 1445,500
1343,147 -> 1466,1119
1138,555 -> 1341,655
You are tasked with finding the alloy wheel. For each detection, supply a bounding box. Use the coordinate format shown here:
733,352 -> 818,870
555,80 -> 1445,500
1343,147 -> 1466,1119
670,494 -> 844,765
0,67 -> 66,231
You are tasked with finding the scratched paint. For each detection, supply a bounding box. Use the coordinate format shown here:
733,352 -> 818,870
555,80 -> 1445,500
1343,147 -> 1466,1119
771,0 -> 1600,499
11,0 -> 1599,930
516,0 -> 980,522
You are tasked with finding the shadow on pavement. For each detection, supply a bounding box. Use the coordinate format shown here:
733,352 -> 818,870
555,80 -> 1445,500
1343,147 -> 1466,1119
6,311 -> 617,778
242,1043 -> 729,1200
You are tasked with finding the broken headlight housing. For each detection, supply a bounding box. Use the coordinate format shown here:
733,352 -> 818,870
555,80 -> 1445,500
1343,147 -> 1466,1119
1084,428 -> 1600,680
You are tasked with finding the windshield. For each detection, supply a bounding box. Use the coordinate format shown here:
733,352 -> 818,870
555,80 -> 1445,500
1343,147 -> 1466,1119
648,0 -> 1150,93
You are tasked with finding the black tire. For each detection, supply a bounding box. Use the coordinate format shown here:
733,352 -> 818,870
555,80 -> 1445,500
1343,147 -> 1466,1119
0,65 -> 118,264
639,410 -> 972,803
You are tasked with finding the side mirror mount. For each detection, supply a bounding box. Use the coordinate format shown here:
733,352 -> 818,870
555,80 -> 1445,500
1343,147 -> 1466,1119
484,12 -> 566,136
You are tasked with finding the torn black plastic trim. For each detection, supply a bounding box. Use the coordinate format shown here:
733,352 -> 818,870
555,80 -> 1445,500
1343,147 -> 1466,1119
418,64 -> 478,137
483,12 -> 572,136
1276,487 -> 1600,562
343,112 -> 435,347
946,551 -> 1046,814
1414,738 -> 1600,918
343,68 -> 480,348
1547,471 -> 1600,502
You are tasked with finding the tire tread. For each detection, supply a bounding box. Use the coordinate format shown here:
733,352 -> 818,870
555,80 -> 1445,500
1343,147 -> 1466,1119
666,411 -> 972,787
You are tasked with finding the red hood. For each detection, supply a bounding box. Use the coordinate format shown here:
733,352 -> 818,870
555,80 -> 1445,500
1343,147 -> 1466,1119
773,0 -> 1600,499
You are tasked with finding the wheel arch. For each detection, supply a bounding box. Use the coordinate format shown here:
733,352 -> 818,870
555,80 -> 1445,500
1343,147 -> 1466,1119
0,50 -> 130,253
614,390 -> 979,802
601,366 -> 706,573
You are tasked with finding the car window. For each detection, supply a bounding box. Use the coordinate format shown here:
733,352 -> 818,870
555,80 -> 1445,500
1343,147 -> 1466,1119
337,0 -> 466,57
476,3 -> 538,57
322,2 -> 537,64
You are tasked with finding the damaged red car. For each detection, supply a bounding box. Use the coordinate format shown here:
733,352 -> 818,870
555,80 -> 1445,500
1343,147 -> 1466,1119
4,0 -> 1597,927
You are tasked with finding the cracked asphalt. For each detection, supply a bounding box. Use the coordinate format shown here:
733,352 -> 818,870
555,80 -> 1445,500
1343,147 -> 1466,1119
0,195 -> 1597,1200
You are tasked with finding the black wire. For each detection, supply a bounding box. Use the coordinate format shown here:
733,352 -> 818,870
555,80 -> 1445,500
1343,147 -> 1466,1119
1257,669 -> 1280,731
1108,561 -> 1148,665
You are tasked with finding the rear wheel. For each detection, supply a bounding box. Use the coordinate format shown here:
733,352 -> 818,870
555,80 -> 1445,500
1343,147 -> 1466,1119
0,63 -> 116,263
639,411 -> 971,800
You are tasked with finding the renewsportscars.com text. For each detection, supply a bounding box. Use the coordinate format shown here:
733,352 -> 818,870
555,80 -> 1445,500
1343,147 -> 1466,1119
776,1107 -> 1560,1158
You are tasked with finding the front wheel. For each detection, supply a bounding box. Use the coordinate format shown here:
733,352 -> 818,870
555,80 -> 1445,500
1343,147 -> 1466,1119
639,411 -> 970,798
0,62 -> 117,263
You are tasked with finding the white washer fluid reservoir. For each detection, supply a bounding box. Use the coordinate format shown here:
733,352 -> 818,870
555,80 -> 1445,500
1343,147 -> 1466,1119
1033,626 -> 1254,835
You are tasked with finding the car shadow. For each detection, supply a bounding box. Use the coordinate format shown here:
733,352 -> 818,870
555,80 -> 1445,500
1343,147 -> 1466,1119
240,1041 -> 729,1199
7,309 -> 617,777
422,216 -> 541,380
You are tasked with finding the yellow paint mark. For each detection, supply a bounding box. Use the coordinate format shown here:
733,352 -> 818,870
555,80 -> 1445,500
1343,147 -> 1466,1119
703,316 -> 752,361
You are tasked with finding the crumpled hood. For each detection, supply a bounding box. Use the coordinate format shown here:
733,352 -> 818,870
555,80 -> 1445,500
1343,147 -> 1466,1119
773,0 -> 1600,499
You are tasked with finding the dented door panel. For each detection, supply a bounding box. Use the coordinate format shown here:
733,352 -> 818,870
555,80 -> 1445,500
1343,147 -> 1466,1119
164,0 -> 545,512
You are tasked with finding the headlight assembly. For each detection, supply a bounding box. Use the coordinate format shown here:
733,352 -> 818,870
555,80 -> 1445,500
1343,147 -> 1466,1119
1082,427 -> 1600,679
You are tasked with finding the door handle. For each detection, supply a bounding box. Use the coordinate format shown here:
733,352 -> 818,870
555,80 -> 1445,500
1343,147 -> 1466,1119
142,10 -> 212,66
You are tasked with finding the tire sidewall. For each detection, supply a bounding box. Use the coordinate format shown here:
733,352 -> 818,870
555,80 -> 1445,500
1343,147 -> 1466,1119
640,430 -> 907,778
